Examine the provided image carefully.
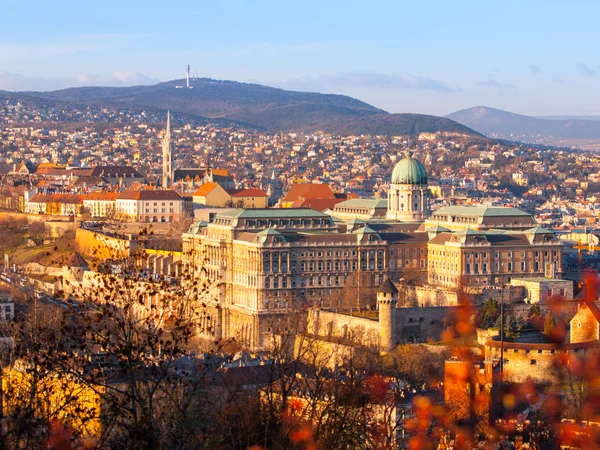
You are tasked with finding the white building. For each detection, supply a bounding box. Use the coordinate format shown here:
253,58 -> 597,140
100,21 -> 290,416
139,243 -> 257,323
116,190 -> 183,222
83,192 -> 119,218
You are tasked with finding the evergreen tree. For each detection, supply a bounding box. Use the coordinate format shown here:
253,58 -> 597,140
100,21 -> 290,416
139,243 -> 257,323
477,298 -> 499,329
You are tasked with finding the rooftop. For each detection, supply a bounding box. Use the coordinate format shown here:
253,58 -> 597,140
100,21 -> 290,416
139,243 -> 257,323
216,208 -> 330,219
334,198 -> 387,209
433,205 -> 532,218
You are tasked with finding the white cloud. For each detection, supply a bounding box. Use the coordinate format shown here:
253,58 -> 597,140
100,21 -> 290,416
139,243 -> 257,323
276,71 -> 460,94
476,79 -> 518,89
0,71 -> 159,92
578,63 -> 597,77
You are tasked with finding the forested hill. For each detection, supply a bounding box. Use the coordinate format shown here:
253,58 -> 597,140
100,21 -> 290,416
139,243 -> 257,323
3,78 -> 482,136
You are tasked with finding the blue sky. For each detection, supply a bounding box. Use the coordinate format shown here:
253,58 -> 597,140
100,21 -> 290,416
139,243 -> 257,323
1,0 -> 599,116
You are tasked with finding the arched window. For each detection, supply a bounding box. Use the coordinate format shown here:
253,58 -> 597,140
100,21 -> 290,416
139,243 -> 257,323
466,263 -> 471,273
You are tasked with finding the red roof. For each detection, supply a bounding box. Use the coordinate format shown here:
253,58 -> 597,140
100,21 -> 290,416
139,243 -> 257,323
290,197 -> 345,211
193,182 -> 219,197
283,183 -> 335,203
28,193 -> 84,204
228,188 -> 268,198
85,191 -> 120,201
117,190 -> 182,201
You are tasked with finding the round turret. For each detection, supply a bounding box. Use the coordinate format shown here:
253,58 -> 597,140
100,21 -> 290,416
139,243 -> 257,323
377,279 -> 399,351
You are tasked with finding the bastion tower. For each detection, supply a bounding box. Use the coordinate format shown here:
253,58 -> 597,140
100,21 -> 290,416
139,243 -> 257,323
377,279 -> 399,351
386,150 -> 430,221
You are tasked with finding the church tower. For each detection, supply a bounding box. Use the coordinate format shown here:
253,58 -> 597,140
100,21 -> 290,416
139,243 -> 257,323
386,150 -> 430,222
162,111 -> 174,188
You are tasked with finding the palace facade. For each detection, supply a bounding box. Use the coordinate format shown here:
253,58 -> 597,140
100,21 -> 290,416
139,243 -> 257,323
182,152 -> 564,349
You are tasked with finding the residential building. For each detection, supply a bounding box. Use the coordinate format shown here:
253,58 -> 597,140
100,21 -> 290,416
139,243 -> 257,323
26,193 -> 84,216
116,190 -> 183,222
83,191 -> 119,218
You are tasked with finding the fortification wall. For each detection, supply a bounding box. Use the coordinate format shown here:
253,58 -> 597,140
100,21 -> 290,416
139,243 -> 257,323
306,309 -> 380,348
0,211 -> 76,238
485,340 -> 595,384
414,286 -> 459,306
75,228 -> 133,260
394,306 -> 459,343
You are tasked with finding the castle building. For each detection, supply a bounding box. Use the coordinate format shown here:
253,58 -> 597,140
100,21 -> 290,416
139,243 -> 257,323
182,151 -> 564,350
162,112 -> 174,189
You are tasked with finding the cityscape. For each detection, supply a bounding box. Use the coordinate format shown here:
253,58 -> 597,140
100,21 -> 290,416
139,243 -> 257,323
3,1 -> 600,449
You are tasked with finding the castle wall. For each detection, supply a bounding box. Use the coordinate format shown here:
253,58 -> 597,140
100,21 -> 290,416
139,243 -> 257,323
570,304 -> 600,344
306,309 -> 381,348
394,306 -> 457,343
509,278 -> 574,303
484,341 -> 594,384
415,286 -> 459,306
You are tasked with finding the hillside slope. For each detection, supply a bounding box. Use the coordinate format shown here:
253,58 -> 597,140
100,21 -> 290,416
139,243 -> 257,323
446,106 -> 600,140
4,78 -> 481,136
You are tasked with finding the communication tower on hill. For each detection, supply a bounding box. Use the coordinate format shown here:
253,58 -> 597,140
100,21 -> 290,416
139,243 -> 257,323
186,64 -> 190,88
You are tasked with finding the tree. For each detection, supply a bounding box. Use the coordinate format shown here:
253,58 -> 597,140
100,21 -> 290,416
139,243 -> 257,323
477,298 -> 499,329
528,303 -> 543,329
544,313 -> 556,336
494,310 -> 525,339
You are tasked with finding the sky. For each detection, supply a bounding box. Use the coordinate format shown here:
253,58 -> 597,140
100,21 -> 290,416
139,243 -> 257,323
1,0 -> 600,116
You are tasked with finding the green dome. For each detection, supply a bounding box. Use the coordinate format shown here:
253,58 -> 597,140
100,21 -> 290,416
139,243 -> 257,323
391,152 -> 427,185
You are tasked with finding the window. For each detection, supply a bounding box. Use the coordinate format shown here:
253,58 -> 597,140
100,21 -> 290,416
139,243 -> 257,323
530,359 -> 537,365
508,262 -> 513,272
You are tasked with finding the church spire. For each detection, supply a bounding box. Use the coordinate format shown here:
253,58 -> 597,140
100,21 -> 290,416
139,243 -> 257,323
162,111 -> 173,189
166,110 -> 171,138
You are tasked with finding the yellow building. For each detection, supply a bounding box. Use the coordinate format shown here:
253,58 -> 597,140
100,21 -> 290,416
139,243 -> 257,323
182,209 -> 427,350
2,361 -> 103,438
193,184 -> 269,208
228,188 -> 269,208
426,226 -> 563,289
182,153 -> 564,350
192,182 -> 230,207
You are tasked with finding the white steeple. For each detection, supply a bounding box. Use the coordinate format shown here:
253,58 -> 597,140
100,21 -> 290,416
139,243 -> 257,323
162,111 -> 174,188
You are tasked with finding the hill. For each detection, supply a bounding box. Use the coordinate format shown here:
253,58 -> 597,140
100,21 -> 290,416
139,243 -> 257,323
446,106 -> 600,146
4,78 -> 481,137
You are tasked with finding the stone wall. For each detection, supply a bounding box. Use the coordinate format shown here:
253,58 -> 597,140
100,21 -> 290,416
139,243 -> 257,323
75,228 -> 133,260
509,278 -> 574,303
394,306 -> 458,343
570,304 -> 600,344
307,309 -> 381,348
484,340 -> 594,384
414,286 -> 459,306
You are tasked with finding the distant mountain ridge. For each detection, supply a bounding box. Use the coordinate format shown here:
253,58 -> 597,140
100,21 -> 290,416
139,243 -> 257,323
1,78 -> 482,137
446,106 -> 600,143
